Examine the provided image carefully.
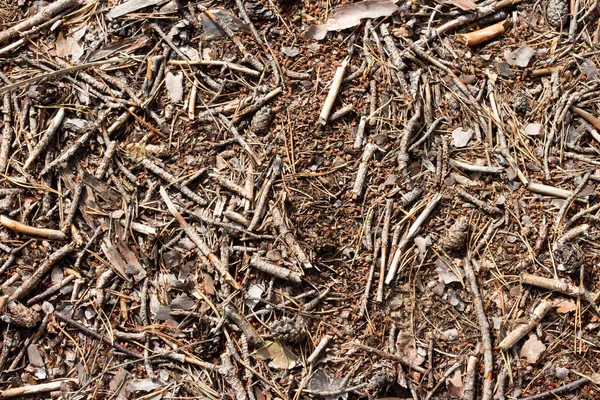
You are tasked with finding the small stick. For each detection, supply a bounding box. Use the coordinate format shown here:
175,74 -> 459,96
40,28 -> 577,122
54,311 -> 142,358
353,115 -> 367,149
463,355 -> 478,400
409,117 -> 444,151
565,203 -> 600,229
248,158 -> 281,231
330,104 -> 355,121
519,378 -> 589,400
425,362 -> 462,400
303,286 -> 332,312
359,238 -> 380,318
455,187 -> 502,215
0,0 -> 80,45
95,140 -> 117,179
527,182 -> 581,200
249,257 -> 302,282
398,104 -> 423,184
10,243 -> 73,301
41,114 -> 105,175
386,193 -> 443,284
569,0 -> 580,41
1,215 -> 67,241
464,259 -> 493,400
159,187 -> 240,290
0,379 -> 77,399
223,304 -> 263,347
140,158 -> 207,205
307,335 -> 332,364
554,171 -> 591,232
456,19 -> 509,46
218,114 -> 261,165
169,59 -> 261,77
319,58 -> 349,125
571,106 -> 600,130
377,200 -> 393,303
0,93 -> 11,174
450,159 -> 503,174
27,274 -> 76,305
23,108 -> 65,170
351,143 -> 379,199
352,342 -> 427,374
210,171 -> 252,199
521,273 -> 588,298
61,178 -> 83,233
271,204 -> 312,270
555,224 -> 589,249
498,300 -> 554,350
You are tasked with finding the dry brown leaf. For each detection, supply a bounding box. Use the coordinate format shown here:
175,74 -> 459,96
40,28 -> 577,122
447,0 -> 477,11
306,0 -> 398,40
520,334 -> 546,363
447,368 -> 465,397
554,298 -> 577,313
254,341 -> 298,370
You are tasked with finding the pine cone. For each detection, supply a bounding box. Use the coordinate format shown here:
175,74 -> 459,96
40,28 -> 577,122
245,0 -> 274,20
442,217 -> 469,251
512,93 -> 530,114
7,300 -> 40,328
554,243 -> 584,274
250,106 -> 273,135
270,316 -> 307,343
547,0 -> 569,29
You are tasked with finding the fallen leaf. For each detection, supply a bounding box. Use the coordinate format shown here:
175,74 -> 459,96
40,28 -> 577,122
520,334 -> 546,363
554,298 -> 577,313
254,341 -> 298,370
447,368 -> 464,396
435,260 -> 461,284
245,283 -> 264,310
126,378 -> 165,392
525,123 -> 542,136
307,369 -> 348,400
306,0 -> 398,40
452,127 -> 473,148
165,71 -> 183,103
504,45 -> 536,68
447,0 -> 477,11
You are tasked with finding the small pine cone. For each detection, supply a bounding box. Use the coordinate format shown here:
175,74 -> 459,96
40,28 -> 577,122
512,93 -> 530,114
442,217 -> 469,251
270,316 -> 307,343
245,0 -> 274,20
554,243 -> 584,274
546,0 -> 569,29
7,300 -> 40,328
250,106 -> 273,135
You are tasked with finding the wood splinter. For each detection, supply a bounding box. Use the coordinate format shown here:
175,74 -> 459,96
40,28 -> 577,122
1,215 -> 67,241
456,19 -> 510,47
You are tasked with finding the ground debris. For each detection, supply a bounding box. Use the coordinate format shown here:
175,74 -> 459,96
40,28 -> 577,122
0,0 -> 599,398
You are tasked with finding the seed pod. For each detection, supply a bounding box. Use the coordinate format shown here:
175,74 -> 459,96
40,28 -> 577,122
512,93 -> 530,115
546,0 -> 569,29
270,316 -> 307,343
442,217 -> 469,251
554,243 -> 584,274
250,106 -> 273,135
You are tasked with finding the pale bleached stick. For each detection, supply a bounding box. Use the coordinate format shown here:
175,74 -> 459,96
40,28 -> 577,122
249,257 -> 302,282
159,186 -> 241,290
0,379 -> 77,399
463,355 -> 478,400
353,115 -> 367,149
449,159 -> 503,174
498,300 -> 554,350
319,58 -> 349,125
385,193 -> 443,284
351,143 -> 379,200
248,158 -> 281,231
307,335 -> 332,364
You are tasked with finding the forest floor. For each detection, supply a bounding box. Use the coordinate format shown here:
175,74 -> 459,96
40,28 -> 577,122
1,0 -> 600,398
